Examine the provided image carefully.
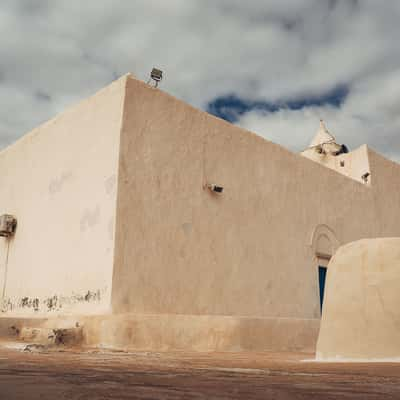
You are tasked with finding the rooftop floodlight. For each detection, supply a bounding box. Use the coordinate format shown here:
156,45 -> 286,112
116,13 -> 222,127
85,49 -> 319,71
361,172 -> 370,184
147,68 -> 163,88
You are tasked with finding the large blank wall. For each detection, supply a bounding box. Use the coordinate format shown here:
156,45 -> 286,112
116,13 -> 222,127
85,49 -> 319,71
111,77 -> 400,319
0,77 -> 126,315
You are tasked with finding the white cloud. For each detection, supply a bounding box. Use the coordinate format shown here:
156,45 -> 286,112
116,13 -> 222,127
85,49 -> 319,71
238,66 -> 400,161
0,0 -> 399,160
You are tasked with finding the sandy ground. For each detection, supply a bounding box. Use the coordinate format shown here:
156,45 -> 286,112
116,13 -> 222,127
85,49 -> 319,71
0,343 -> 400,399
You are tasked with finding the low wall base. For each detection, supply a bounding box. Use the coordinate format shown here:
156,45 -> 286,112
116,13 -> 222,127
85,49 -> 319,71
0,314 -> 320,353
83,314 -> 320,352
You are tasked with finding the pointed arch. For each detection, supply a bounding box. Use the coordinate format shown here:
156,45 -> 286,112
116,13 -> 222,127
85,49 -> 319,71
310,224 -> 340,260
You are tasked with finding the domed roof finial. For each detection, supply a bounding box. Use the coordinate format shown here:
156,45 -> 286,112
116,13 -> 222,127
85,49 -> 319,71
309,119 -> 336,148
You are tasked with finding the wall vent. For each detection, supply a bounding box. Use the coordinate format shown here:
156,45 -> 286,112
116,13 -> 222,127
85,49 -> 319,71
0,214 -> 17,237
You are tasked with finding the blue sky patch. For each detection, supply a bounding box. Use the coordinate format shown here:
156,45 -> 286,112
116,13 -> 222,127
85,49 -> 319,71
206,84 -> 349,123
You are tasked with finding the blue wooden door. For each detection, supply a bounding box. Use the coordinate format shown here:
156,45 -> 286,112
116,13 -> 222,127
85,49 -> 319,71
318,266 -> 327,312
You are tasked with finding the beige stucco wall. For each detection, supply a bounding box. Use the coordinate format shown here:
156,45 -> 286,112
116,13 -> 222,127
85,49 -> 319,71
82,313 -> 319,352
0,75 -> 127,315
316,238 -> 400,360
111,75 -> 400,322
1,73 -> 400,352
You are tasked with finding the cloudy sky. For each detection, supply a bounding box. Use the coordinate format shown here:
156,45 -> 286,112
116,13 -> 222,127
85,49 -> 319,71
1,0 -> 400,160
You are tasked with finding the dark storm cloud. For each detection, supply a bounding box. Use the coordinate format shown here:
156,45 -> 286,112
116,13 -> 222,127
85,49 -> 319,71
207,85 -> 349,123
0,0 -> 399,160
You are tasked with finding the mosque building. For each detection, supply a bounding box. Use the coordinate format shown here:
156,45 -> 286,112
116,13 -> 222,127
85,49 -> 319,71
0,73 -> 399,357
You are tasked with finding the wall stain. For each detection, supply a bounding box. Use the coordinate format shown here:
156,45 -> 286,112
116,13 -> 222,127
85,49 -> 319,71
49,171 -> 73,194
1,289 -> 103,313
80,205 -> 101,232
46,295 -> 58,310
20,297 -> 40,311
105,174 -> 117,195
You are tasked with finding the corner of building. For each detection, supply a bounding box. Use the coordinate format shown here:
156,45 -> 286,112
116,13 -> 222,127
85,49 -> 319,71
0,73 -> 129,318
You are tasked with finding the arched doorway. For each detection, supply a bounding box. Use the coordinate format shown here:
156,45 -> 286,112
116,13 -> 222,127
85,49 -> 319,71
310,225 -> 339,314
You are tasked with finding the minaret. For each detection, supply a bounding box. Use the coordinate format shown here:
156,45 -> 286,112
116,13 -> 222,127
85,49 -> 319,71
302,120 -> 342,157
301,120 -> 371,185
308,120 -> 336,148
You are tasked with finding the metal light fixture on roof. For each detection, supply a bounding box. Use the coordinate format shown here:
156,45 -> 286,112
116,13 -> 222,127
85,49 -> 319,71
361,172 -> 370,184
147,68 -> 163,88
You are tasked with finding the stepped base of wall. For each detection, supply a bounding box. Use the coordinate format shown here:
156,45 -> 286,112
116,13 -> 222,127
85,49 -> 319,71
0,314 -> 320,353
